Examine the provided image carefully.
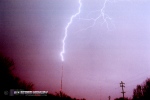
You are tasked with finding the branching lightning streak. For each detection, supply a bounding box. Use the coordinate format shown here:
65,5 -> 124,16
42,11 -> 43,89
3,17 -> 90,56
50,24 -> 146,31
59,0 -> 115,93
78,0 -> 115,32
60,0 -> 115,61
60,0 -> 82,61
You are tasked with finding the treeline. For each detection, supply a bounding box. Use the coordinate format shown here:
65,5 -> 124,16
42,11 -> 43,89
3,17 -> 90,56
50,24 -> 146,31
115,78 -> 150,100
47,91 -> 86,100
0,53 -> 150,100
0,53 -> 33,96
0,53 -> 86,99
132,78 -> 150,100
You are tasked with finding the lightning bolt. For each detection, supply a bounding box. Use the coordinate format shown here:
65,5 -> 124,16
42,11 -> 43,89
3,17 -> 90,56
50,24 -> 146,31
78,0 -> 115,32
60,0 -> 82,61
60,0 -> 115,61
59,0 -> 115,94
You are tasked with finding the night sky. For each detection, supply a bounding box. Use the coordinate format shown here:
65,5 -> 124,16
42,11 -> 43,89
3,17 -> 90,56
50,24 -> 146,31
1,0 -> 150,100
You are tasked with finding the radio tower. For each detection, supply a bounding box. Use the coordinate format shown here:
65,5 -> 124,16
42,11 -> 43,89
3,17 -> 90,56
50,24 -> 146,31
60,63 -> 63,98
61,64 -> 63,91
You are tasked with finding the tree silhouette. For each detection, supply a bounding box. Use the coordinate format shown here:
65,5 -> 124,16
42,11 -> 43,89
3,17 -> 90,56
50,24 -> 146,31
47,91 -> 86,100
114,97 -> 129,100
132,78 -> 150,100
0,53 -> 33,96
133,85 -> 143,100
